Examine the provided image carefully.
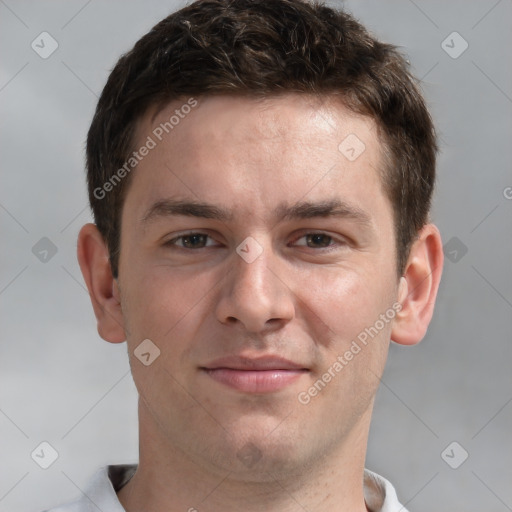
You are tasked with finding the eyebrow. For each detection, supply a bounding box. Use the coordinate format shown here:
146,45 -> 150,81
142,199 -> 234,224
141,197 -> 373,229
275,199 -> 372,228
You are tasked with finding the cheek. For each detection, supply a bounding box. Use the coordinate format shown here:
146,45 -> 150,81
294,268 -> 393,427
121,268 -> 214,403
299,265 -> 389,346
120,265 -> 216,371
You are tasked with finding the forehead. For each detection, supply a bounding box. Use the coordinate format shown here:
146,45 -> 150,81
144,94 -> 378,154
125,94 -> 391,229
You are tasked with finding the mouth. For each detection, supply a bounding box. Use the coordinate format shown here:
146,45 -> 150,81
200,356 -> 309,393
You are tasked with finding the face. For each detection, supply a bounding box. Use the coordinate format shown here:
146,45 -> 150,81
117,94 -> 401,478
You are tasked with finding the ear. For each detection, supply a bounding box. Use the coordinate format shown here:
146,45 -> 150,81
391,223 -> 444,346
77,223 -> 126,343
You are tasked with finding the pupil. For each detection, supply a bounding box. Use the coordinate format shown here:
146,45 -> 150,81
185,234 -> 204,247
308,234 -> 330,247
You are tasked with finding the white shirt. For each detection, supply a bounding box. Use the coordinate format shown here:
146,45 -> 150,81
44,464 -> 409,512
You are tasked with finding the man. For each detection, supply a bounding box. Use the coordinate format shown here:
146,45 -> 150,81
47,0 -> 443,510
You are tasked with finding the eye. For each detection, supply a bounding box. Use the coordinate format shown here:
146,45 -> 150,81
293,232 -> 344,249
164,232 -> 217,249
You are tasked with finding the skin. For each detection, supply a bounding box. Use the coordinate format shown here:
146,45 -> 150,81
78,94 -> 443,512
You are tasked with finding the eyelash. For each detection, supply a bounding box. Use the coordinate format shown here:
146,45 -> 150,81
163,231 -> 346,251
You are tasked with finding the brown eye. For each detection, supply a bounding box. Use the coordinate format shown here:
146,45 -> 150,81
294,233 -> 337,249
181,234 -> 208,248
165,233 -> 213,249
305,233 -> 332,248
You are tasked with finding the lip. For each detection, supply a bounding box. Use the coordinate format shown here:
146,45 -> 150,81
201,356 -> 309,393
203,355 -> 308,371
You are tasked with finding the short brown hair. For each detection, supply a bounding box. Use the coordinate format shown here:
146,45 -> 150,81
86,0 -> 437,279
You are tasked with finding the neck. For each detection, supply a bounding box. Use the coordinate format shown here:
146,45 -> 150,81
118,401 -> 372,512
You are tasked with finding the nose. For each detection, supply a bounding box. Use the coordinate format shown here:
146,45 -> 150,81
214,240 -> 295,333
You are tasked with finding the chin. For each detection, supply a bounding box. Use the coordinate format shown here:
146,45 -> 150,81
203,426 -> 309,480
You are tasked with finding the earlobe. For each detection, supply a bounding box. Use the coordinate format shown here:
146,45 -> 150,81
77,223 -> 127,344
391,224 -> 444,346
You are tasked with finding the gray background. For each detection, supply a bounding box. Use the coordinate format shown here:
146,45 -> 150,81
1,1 -> 511,511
